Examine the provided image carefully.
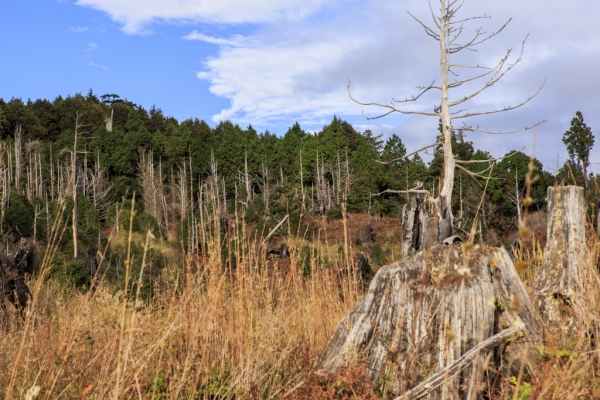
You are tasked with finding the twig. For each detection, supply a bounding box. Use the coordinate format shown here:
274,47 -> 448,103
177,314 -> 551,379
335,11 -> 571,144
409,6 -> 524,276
376,142 -> 443,165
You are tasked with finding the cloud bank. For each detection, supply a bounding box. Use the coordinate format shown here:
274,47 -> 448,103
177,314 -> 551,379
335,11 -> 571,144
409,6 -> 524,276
75,0 -> 336,33
76,0 -> 600,168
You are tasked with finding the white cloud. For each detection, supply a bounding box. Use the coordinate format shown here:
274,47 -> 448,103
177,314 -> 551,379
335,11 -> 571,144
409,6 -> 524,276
86,42 -> 98,52
190,0 -> 600,168
89,61 -> 108,70
75,0 -> 336,34
196,27 -> 371,126
75,0 -> 600,168
70,26 -> 89,33
183,31 -> 245,47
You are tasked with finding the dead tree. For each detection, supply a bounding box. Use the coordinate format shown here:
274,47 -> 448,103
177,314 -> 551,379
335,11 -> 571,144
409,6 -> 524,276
350,0 -> 544,252
534,185 -> 591,321
317,245 -> 543,398
0,241 -> 34,318
14,125 -> 23,193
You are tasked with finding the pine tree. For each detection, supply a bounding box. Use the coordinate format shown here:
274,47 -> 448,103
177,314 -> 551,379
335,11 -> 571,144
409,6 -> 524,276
563,111 -> 594,187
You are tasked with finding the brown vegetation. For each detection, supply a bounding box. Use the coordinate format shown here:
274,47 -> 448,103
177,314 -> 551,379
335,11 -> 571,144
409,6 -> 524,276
1,206 -> 600,399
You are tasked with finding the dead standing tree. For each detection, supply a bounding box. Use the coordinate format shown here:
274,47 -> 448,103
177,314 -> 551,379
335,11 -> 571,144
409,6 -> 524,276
350,0 -> 544,252
318,2 -> 548,397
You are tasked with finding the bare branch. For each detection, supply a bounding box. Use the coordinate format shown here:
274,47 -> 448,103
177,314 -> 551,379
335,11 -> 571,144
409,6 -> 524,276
448,66 -> 497,88
450,107 -> 470,115
427,1 -> 441,30
449,18 -> 512,53
455,148 -> 524,164
371,188 -> 433,199
392,80 -> 441,103
451,79 -> 545,119
375,142 -> 443,165
456,163 -> 499,180
448,63 -> 491,69
348,80 -> 439,119
407,11 -> 440,40
460,120 -> 546,135
449,15 -> 492,25
449,45 -> 515,105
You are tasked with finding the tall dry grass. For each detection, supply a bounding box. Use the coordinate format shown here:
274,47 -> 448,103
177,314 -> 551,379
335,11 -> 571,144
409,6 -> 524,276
3,186 -> 600,399
0,205 -> 363,399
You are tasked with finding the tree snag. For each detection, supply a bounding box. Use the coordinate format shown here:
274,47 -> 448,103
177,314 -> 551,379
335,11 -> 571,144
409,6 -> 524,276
317,245 -> 543,398
534,185 -> 588,320
351,0 -> 544,250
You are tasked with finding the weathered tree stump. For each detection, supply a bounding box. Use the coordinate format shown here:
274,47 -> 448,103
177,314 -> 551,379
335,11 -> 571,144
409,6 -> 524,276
356,222 -> 376,247
0,242 -> 34,318
401,196 -> 453,256
534,185 -> 588,320
317,245 -> 543,399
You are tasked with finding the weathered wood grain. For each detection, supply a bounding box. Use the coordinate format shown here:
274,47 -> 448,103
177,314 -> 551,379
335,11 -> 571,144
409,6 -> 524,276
317,245 -> 542,399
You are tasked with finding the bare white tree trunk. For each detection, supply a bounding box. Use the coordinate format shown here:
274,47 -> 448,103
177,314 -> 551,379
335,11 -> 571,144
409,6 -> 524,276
105,108 -> 113,132
14,125 -> 22,193
72,112 -> 80,259
0,143 -> 7,229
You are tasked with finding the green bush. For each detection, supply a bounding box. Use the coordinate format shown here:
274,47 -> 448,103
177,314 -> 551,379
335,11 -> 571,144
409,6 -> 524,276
326,207 -> 343,221
47,257 -> 91,290
245,196 -> 265,224
370,243 -> 386,267
4,191 -> 34,237
300,245 -> 312,277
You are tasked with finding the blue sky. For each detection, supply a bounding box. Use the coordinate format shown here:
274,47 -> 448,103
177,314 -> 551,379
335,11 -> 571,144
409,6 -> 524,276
2,0 -> 600,171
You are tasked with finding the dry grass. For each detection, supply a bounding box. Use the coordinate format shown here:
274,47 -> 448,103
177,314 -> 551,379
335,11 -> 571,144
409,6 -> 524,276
0,210 -> 364,400
2,204 -> 600,399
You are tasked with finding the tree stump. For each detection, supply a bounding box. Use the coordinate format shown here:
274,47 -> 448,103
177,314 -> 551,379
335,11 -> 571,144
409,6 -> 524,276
317,245 -> 543,399
534,185 -> 587,320
401,196 -> 453,256
401,197 -> 433,256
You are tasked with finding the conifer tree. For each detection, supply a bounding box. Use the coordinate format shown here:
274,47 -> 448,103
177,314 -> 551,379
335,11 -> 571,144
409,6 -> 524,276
563,111 -> 594,187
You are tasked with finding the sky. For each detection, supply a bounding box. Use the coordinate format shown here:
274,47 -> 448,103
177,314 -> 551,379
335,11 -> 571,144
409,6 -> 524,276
1,0 -> 599,172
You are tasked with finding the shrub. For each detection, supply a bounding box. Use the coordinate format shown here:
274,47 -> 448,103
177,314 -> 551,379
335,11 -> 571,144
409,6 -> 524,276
4,191 -> 34,237
245,196 -> 265,224
326,207 -> 342,221
370,243 -> 386,267
47,257 -> 91,290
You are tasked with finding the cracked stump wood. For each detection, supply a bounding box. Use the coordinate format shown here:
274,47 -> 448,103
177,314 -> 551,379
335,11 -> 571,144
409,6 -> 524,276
401,196 -> 453,256
317,245 -> 543,399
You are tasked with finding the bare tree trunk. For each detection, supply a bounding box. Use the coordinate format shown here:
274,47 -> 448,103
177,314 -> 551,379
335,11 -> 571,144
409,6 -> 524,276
50,147 -> 55,201
299,149 -> 305,211
72,112 -> 80,259
105,108 -> 113,132
515,167 -> 522,226
0,143 -> 7,230
14,125 -> 22,193
317,246 -> 543,399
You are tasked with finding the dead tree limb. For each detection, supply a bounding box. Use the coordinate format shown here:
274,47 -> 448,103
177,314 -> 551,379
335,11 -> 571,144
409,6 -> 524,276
261,215 -> 289,245
395,325 -> 521,400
